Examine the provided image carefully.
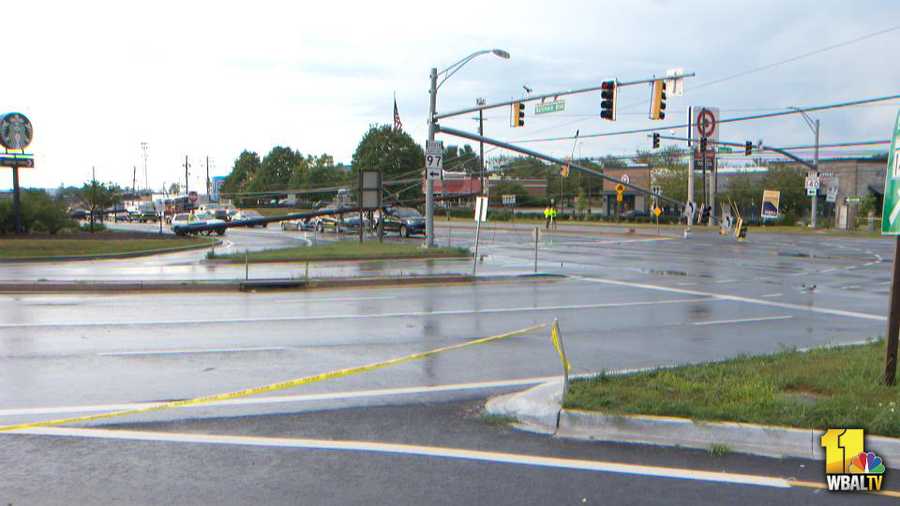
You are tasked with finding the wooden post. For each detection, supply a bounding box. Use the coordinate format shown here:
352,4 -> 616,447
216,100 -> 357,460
885,235 -> 900,385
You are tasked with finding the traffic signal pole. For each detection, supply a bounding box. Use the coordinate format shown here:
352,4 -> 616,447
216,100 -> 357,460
425,67 -> 437,248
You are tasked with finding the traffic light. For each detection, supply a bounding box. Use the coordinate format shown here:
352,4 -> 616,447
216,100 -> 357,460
511,101 -> 525,127
744,141 -> 752,156
600,80 -> 617,121
700,137 -> 708,152
652,133 -> 660,149
649,80 -> 666,120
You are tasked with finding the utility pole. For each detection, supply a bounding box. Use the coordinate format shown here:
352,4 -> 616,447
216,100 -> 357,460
687,107 -> 694,231
812,119 -> 820,228
206,156 -> 210,197
184,156 -> 190,196
425,67 -> 437,248
132,166 -> 137,194
140,142 -> 149,192
11,158 -> 22,234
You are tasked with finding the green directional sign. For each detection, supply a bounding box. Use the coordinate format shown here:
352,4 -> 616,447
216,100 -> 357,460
881,110 -> 900,235
534,100 -> 565,115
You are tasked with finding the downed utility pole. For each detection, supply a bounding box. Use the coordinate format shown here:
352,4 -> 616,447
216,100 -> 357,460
436,125 -> 679,209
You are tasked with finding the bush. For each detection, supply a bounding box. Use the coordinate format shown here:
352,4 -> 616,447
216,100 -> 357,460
0,191 -> 76,234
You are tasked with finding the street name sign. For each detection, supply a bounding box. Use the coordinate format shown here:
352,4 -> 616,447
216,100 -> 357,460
881,110 -> 900,234
534,100 -> 565,115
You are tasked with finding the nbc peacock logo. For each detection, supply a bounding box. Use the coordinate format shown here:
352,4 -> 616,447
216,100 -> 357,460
820,428 -> 886,492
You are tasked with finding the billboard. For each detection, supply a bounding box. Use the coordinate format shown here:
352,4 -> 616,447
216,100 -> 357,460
211,176 -> 227,202
761,189 -> 780,219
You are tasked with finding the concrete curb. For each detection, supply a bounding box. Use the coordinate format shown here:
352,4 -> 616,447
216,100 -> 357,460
486,380 -> 900,468
0,273 -> 563,293
0,239 -> 220,263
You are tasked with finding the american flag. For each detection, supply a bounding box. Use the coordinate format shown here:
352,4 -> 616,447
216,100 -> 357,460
393,94 -> 402,131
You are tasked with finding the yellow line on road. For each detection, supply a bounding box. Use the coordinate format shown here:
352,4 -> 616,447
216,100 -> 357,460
0,323 -> 545,433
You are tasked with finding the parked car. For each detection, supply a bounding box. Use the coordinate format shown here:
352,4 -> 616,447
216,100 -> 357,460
375,207 -> 426,237
281,218 -> 315,231
171,212 -> 227,236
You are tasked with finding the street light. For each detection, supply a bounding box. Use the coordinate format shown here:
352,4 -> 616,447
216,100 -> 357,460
426,48 -> 510,247
789,106 -> 820,228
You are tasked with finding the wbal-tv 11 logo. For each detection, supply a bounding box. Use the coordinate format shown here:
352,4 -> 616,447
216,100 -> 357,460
820,429 -> 886,492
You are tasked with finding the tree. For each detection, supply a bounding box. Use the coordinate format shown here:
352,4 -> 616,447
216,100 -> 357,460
79,180 -> 119,232
168,182 -> 181,196
761,166 -> 807,223
248,146 -> 304,192
352,124 -> 424,201
575,187 -> 589,219
489,180 -> 530,205
221,150 -> 261,196
720,172 -> 761,219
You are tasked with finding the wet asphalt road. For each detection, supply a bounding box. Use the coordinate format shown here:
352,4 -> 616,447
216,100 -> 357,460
0,223 -> 896,504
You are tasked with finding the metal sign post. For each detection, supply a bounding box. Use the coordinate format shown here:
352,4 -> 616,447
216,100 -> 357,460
880,110 -> 900,385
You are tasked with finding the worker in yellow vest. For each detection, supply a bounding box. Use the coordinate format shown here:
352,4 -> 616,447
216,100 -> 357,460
544,204 -> 553,229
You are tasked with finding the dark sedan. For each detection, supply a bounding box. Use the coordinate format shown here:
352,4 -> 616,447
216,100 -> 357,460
376,207 -> 425,237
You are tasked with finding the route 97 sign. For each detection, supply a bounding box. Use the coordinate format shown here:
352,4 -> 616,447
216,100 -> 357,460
0,112 -> 33,150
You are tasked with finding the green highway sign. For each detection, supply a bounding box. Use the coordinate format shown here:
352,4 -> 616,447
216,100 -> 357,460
717,146 -> 733,153
534,100 -> 565,115
881,110 -> 900,235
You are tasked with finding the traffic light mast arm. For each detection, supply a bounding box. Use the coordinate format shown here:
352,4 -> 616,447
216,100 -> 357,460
655,134 -> 817,171
433,72 -> 695,121
437,124 -> 680,208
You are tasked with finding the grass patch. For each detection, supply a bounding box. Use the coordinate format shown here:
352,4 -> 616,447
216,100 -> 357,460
0,233 -> 215,259
208,240 -> 470,263
564,340 -> 900,437
480,413 -> 517,427
708,444 -> 731,457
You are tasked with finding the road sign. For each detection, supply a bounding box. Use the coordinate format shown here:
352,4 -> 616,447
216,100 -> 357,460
693,148 -> 716,165
534,100 -> 565,115
881,111 -> 900,234
0,155 -> 34,168
0,112 -> 33,150
425,140 -> 443,180
805,175 -> 820,196
693,107 -> 719,142
474,196 -> 488,223
826,184 -> 839,203
665,68 -> 685,97
621,174 -> 630,184
188,191 -> 199,203
360,169 -> 382,210
653,206 -> 662,217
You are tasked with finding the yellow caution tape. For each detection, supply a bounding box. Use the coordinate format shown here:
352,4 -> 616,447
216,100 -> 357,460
550,319 -> 571,373
0,323 -> 546,433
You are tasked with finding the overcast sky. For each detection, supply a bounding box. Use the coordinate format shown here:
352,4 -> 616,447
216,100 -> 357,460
2,0 -> 899,191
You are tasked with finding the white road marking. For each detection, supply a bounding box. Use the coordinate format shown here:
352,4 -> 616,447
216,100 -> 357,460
0,297 -> 716,329
714,279 -> 737,284
760,293 -> 783,298
12,427 -> 792,490
572,276 -> 886,321
693,315 -> 793,326
0,376 -> 559,418
98,346 -> 288,357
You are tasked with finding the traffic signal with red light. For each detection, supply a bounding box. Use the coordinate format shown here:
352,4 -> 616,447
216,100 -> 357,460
649,80 -> 666,120
600,81 -> 617,121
